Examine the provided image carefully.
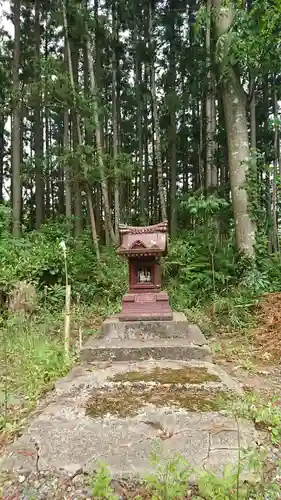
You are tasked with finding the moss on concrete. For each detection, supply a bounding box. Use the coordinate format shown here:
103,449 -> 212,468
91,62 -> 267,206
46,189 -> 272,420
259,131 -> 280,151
85,385 -> 230,418
111,366 -> 220,385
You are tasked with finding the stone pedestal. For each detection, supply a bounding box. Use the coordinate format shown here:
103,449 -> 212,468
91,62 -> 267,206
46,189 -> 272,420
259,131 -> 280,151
119,291 -> 173,321
80,312 -> 211,363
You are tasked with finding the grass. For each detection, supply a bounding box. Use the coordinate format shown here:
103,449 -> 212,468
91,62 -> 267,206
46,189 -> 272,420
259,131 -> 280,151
0,311 -> 74,441
0,300 -> 106,445
89,443 -> 281,500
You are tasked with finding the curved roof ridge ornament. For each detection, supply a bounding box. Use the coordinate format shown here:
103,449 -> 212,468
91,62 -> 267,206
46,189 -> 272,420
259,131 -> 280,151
117,220 -> 168,257
119,220 -> 168,235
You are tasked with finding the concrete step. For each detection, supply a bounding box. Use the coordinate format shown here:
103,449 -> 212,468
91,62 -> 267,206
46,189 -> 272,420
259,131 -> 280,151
80,338 -> 212,363
100,312 -> 208,342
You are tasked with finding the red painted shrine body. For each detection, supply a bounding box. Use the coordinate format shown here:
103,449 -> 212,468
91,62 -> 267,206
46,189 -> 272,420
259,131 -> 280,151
117,221 -> 173,321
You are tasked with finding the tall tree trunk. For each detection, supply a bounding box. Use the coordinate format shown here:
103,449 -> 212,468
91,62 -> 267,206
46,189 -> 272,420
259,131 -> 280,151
263,76 -> 272,253
151,98 -> 158,223
168,0 -> 177,238
112,0 -> 120,238
86,27 -> 116,244
34,0 -> 44,228
205,0 -> 212,190
45,102 -> 51,218
136,36 -> 145,223
87,184 -> 100,261
70,45 -> 83,237
148,0 -> 167,222
12,0 -> 21,237
62,0 -> 100,259
144,22 -> 150,221
133,9 -> 145,224
249,75 -> 256,150
272,85 -> 279,253
211,73 -> 217,187
94,0 -> 109,243
0,118 -> 4,202
64,107 -> 72,221
213,0 -> 256,256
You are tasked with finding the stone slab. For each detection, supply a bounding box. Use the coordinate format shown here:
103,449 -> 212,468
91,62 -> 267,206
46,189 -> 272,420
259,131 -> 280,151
100,312 -> 206,341
55,360 -> 244,396
80,338 -> 211,363
119,291 -> 173,321
0,360 -> 254,484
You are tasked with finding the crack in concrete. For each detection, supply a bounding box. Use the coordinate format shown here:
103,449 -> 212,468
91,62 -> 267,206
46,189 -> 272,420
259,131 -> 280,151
211,428 -> 237,435
202,431 -> 211,469
139,413 -> 204,442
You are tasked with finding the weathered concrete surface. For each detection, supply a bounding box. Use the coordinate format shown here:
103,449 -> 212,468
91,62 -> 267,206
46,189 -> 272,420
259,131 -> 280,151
80,312 -> 211,363
54,359 -> 243,396
0,360 -> 257,483
81,338 -> 211,363
100,312 -> 206,341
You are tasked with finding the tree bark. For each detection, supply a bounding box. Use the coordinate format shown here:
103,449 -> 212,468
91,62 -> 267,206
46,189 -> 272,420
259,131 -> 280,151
205,0 -> 212,190
272,86 -> 279,253
62,0 -> 100,259
135,25 -> 145,223
249,75 -> 256,150
86,27 -> 116,244
148,0 -> 167,222
112,0 -> 120,239
167,0 -> 177,237
12,0 -> 21,237
0,118 -> 4,203
213,0 -> 256,256
70,45 -> 83,237
64,108 -> 72,221
34,0 -> 44,228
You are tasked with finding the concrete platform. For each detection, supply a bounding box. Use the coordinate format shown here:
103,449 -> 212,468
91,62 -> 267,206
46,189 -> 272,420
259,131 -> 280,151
0,360 -> 257,483
81,338 -> 211,362
80,312 -> 211,363
100,312 -> 206,341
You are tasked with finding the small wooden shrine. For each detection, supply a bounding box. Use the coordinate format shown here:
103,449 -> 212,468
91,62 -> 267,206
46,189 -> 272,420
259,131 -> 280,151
117,221 -> 173,321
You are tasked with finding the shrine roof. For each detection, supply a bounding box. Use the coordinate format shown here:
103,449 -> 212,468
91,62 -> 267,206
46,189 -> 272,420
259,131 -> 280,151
117,221 -> 168,256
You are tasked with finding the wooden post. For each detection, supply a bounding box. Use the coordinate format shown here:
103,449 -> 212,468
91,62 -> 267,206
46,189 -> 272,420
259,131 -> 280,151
64,284 -> 71,356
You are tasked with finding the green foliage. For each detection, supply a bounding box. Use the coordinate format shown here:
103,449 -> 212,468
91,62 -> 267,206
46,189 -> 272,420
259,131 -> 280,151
0,220 -> 127,310
165,233 -> 236,311
230,393 -> 281,445
144,441 -> 192,499
166,194 -> 237,312
0,204 -> 11,237
211,288 -> 259,331
90,463 -> 118,499
232,0 -> 281,75
196,447 -> 280,499
0,311 -> 73,433
2,208 -> 281,325
87,445 -> 281,499
196,463 -> 241,500
144,442 -> 280,500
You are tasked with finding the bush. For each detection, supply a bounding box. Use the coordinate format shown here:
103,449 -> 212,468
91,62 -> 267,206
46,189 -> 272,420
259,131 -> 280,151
2,211 -> 281,318
0,219 -> 127,310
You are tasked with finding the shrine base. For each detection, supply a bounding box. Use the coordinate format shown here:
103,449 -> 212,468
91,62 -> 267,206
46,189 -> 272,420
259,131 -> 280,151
118,291 -> 173,321
100,312 -> 208,343
80,312 -> 211,362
